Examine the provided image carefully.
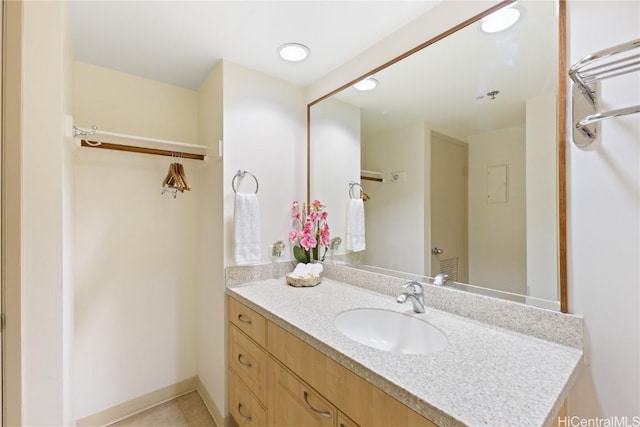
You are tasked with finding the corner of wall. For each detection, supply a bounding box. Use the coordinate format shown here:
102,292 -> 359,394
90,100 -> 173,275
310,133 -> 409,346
196,61 -> 227,418
2,1 -> 24,425
62,2 -> 76,424
21,0 -> 70,424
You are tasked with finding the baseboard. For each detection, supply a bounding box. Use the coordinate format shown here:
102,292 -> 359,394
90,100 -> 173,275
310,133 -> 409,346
75,376 -> 198,427
196,377 -> 227,427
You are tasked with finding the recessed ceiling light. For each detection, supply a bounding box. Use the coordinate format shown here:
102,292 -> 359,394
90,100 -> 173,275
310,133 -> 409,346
480,6 -> 520,33
278,43 -> 310,62
354,77 -> 378,91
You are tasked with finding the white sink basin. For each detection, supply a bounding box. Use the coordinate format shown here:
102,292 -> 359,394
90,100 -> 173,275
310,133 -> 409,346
334,308 -> 448,354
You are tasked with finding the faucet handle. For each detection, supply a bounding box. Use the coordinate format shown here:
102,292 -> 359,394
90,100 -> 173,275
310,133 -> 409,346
402,281 -> 424,295
433,273 -> 449,286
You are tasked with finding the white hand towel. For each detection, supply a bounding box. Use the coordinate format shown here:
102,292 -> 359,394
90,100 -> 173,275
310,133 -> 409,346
292,263 -> 324,277
346,198 -> 366,252
234,193 -> 261,264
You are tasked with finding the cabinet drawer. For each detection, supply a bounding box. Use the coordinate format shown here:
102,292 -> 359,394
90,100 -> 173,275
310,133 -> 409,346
229,324 -> 268,404
228,296 -> 267,347
338,411 -> 360,427
229,369 -> 267,427
267,321 -> 437,427
267,357 -> 335,427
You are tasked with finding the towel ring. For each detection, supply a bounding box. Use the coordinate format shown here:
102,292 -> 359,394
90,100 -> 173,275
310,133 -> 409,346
232,170 -> 259,194
349,182 -> 363,199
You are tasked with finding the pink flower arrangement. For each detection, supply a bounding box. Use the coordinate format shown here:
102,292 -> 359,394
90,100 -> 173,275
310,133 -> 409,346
289,200 -> 330,263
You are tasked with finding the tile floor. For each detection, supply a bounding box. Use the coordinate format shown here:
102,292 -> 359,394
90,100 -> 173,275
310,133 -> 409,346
109,391 -> 216,427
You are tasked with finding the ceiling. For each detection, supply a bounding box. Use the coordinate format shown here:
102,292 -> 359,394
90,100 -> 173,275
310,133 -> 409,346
329,0 -> 558,140
67,1 -> 440,90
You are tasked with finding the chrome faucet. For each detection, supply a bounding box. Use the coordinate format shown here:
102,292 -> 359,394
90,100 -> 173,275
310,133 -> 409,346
396,281 -> 425,313
433,273 -> 449,286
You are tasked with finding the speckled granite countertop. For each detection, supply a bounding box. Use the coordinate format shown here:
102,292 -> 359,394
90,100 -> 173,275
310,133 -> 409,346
226,278 -> 583,427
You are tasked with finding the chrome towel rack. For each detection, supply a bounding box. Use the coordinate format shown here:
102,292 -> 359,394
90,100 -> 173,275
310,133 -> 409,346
349,182 -> 363,199
569,38 -> 640,148
232,170 -> 259,194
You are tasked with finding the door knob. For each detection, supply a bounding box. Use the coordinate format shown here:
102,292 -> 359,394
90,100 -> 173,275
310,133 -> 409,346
432,247 -> 443,255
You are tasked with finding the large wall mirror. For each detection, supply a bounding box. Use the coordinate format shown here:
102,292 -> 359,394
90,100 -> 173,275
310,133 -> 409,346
308,0 -> 567,312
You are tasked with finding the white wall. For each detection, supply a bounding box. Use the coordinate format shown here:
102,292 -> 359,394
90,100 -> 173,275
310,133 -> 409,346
310,98 -> 361,255
567,0 -> 640,420
467,125 -> 527,294
526,93 -> 558,302
362,122 -> 426,274
20,1 -> 75,425
73,63 -> 201,419
196,63 -> 226,421
222,60 -> 307,266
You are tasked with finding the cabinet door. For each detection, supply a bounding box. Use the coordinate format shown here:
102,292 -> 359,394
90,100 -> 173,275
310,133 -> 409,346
267,357 -> 335,427
229,369 -> 267,427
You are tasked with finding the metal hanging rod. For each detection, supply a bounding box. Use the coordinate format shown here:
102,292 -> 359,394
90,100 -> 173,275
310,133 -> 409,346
569,38 -> 640,148
80,140 -> 205,160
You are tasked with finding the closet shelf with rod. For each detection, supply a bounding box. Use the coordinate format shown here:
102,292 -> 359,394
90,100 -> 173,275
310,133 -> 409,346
360,170 -> 384,183
569,38 -> 640,148
68,119 -> 209,161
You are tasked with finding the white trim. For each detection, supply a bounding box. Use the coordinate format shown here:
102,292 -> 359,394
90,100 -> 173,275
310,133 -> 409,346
66,116 -> 209,158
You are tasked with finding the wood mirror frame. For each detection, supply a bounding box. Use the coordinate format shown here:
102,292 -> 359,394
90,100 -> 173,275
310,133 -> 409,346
306,0 -> 568,313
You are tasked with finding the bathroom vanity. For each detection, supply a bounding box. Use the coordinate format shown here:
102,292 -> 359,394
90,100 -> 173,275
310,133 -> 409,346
225,264 -> 583,427
228,296 -> 434,427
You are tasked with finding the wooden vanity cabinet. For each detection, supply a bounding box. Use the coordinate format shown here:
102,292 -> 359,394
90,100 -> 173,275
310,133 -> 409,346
227,296 -> 437,427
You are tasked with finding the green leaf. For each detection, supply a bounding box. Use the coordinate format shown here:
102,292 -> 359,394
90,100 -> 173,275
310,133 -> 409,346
293,245 -> 310,263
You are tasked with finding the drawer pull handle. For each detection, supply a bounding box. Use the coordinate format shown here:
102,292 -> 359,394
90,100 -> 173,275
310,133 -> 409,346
237,403 -> 253,422
238,314 -> 253,324
237,353 -> 252,368
303,391 -> 332,418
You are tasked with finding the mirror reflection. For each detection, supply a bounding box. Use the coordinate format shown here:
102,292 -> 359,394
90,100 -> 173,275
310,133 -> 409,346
309,0 -> 560,308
